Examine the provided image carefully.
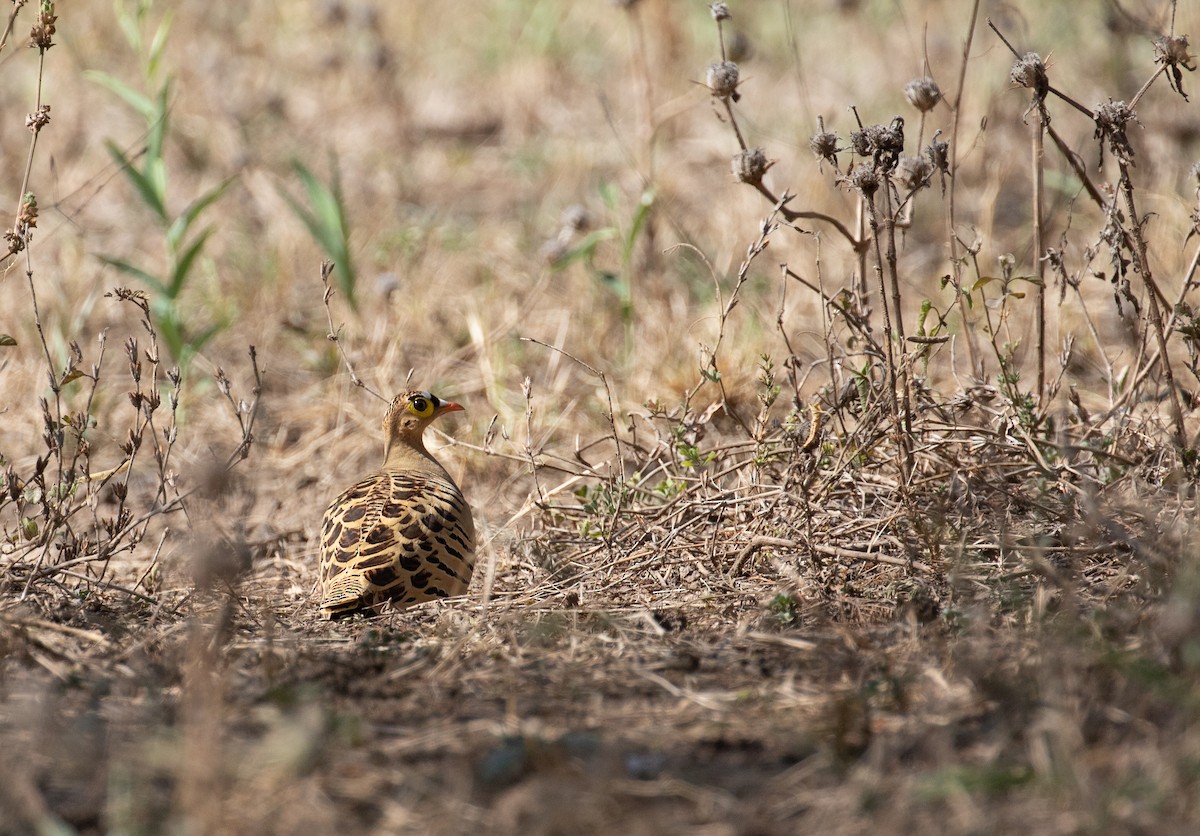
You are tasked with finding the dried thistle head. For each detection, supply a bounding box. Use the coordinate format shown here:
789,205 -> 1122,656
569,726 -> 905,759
810,128 -> 840,167
1010,52 -> 1049,101
1094,99 -> 1140,166
847,164 -> 880,198
1154,34 -> 1194,68
873,117 -> 904,168
1154,34 -> 1195,100
706,60 -> 740,100
850,128 -> 871,157
851,118 -> 905,172
732,147 -> 771,185
904,77 -> 942,112
896,155 -> 932,191
709,3 -> 731,22
925,130 -> 950,193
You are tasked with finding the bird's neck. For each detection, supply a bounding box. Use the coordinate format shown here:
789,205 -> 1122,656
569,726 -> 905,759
383,437 -> 449,477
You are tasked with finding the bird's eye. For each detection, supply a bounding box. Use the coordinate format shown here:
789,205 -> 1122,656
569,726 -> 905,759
409,396 -> 430,415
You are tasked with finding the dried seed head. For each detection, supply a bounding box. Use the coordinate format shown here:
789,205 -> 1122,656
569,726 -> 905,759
3,230 -> 23,254
1094,99 -> 1140,165
17,193 -> 38,230
904,77 -> 941,112
1154,34 -> 1193,68
873,118 -> 905,164
925,130 -> 950,194
809,129 -> 839,165
926,132 -> 949,172
26,104 -> 50,133
30,3 -> 56,51
851,119 -> 905,171
1010,52 -> 1049,100
710,3 -> 731,21
1154,34 -> 1195,99
849,128 -> 870,157
848,164 -> 880,197
896,155 -> 932,191
706,61 -> 739,100
732,147 -> 770,184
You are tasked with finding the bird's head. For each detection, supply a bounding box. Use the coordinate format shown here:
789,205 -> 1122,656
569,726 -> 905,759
382,390 -> 464,461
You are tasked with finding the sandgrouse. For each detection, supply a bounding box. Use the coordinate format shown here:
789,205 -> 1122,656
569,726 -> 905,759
319,390 -> 475,617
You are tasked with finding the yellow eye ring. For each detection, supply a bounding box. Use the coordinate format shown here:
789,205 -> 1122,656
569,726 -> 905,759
408,393 -> 434,416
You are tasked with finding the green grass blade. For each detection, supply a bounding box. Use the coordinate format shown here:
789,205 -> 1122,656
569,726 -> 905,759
167,176 -> 234,250
105,141 -> 167,224
98,255 -> 168,296
84,70 -> 155,121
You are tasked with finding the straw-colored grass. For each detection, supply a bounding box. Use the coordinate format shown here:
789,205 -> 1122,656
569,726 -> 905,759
2,1 -> 1199,833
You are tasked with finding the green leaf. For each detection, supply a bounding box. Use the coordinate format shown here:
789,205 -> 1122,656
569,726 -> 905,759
549,228 -> 617,271
147,11 -> 176,79
115,2 -> 142,53
147,83 -> 172,162
98,254 -> 168,296
187,319 -> 227,356
167,176 -> 234,249
85,70 -> 155,120
105,141 -> 167,223
971,275 -> 999,292
0,335 -> 15,347
60,369 -> 85,386
622,188 -> 655,265
281,160 -> 356,310
146,156 -> 168,211
598,181 -> 618,211
167,227 -> 214,297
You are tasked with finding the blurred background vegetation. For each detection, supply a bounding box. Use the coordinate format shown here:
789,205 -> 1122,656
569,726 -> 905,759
2,0 -> 1199,832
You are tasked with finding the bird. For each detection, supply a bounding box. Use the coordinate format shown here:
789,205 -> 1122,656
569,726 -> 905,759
319,390 -> 475,618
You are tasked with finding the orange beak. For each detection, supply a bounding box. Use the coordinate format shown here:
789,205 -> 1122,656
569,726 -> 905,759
436,400 -> 465,416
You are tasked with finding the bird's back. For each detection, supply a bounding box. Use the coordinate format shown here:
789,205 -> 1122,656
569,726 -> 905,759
319,467 -> 475,616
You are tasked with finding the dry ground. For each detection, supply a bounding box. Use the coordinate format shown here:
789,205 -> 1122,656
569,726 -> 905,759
3,1 -> 1200,833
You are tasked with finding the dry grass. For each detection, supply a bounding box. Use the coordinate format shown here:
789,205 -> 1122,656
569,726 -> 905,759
2,1 -> 1200,833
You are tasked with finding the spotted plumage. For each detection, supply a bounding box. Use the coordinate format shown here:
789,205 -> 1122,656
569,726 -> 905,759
319,390 -> 475,617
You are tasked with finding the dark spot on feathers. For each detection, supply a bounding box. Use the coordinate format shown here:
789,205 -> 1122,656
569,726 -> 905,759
365,566 -> 399,588
356,552 -> 392,569
366,524 -> 393,545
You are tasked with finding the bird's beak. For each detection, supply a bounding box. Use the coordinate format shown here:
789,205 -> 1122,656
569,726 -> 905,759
436,400 -> 465,415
